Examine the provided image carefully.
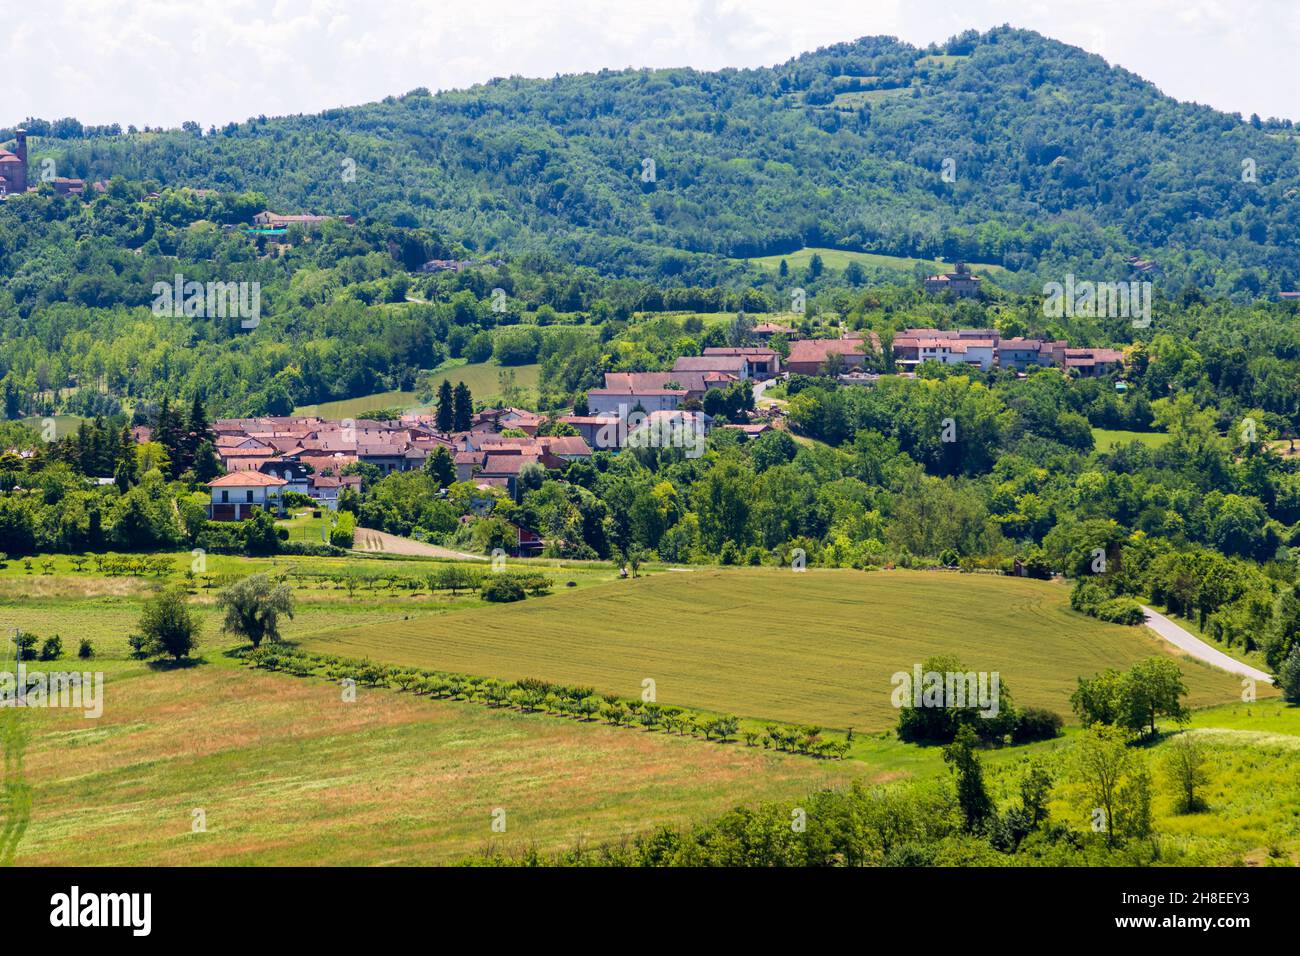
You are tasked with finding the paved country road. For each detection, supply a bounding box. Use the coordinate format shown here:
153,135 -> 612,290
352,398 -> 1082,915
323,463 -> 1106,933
1140,605 -> 1274,685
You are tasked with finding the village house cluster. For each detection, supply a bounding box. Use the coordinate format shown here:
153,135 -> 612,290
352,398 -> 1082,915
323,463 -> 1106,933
204,387 -> 776,522
584,327 -> 1126,425
204,406 -> 608,520
891,329 -> 1125,377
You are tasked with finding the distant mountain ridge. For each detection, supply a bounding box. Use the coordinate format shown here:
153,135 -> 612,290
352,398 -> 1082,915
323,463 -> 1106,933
12,27 -> 1300,298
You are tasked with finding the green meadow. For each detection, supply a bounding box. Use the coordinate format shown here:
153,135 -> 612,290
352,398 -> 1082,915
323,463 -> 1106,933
5,556 -> 1295,866
742,247 -> 1007,277
292,361 -> 541,417
1091,428 -> 1174,452
300,568 -> 1253,732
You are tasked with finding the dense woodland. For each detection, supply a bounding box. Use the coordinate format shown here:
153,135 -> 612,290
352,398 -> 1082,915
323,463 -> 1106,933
7,28 -> 1300,298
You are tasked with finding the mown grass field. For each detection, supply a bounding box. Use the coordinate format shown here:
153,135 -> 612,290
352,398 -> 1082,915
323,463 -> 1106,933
15,656 -> 869,865
0,550 -> 622,658
291,361 -> 541,417
743,247 -> 1007,277
1092,428 -> 1174,452
5,556 -> 1296,866
424,360 -> 540,405
301,568 -> 1254,732
18,415 -> 82,439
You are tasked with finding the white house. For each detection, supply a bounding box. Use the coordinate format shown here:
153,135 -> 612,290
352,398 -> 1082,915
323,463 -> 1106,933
207,472 -> 287,521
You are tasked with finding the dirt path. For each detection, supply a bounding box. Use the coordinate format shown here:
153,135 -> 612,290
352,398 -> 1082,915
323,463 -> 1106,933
1140,605 -> 1274,685
353,527 -> 486,561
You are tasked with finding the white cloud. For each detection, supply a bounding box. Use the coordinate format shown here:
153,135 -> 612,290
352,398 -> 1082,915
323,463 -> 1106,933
5,0 -> 1296,128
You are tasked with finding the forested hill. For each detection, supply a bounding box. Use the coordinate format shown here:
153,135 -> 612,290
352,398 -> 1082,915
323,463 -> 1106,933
10,26 -> 1300,297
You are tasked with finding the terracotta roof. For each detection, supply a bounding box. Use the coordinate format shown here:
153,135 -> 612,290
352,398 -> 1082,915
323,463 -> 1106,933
786,337 -> 880,364
208,472 -> 287,488
672,355 -> 748,373
538,435 -> 592,457
602,371 -> 721,393
702,347 -> 777,358
481,454 -> 542,475
219,447 -> 278,459
589,387 -> 685,397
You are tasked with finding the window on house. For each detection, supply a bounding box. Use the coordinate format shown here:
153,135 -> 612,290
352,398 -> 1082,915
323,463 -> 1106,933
246,491 -> 254,503
221,490 -> 229,503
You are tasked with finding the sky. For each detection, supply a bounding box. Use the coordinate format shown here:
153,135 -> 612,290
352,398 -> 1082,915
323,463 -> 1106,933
7,0 -> 1298,128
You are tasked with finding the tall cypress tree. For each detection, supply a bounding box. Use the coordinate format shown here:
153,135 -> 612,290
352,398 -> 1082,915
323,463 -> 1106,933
73,419 -> 91,474
153,396 -> 186,478
452,382 -> 473,432
114,423 -> 139,493
436,380 -> 454,433
184,394 -> 215,469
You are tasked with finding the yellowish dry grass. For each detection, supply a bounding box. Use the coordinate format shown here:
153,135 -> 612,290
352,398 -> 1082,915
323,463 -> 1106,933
19,660 -> 869,865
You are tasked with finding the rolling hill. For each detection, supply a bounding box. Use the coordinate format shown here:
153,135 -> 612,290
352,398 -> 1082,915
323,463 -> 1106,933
14,27 -> 1300,297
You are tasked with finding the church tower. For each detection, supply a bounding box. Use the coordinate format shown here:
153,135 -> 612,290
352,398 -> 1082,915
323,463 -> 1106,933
0,129 -> 27,195
14,129 -> 27,191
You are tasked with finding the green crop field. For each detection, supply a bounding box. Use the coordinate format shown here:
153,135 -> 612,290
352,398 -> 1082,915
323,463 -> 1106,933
299,568 -> 1253,732
743,247 -> 1006,277
293,388 -> 421,418
292,362 -> 541,418
425,360 -> 540,404
18,415 -> 83,440
1092,428 -> 1174,452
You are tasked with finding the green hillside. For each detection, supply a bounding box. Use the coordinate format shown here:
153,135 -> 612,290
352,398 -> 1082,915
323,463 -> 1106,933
17,27 -> 1300,297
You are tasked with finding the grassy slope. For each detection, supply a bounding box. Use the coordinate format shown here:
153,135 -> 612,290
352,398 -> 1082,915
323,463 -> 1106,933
742,247 -> 1007,276
0,551 -> 620,658
17,658 -> 1299,866
300,568 -> 1253,732
7,558 -> 1296,866
1091,428 -> 1174,453
292,361 -> 541,417
425,360 -> 540,404
17,657 -> 867,865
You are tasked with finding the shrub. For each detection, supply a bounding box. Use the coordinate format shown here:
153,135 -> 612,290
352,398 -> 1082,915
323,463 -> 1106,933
1096,597 -> 1145,626
39,635 -> 63,661
241,509 -> 281,556
481,576 -> 526,603
138,587 -> 200,660
1069,578 -> 1108,614
1277,643 -> 1300,702
278,541 -> 347,557
1012,707 -> 1064,744
78,638 -> 95,659
329,511 -> 356,549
